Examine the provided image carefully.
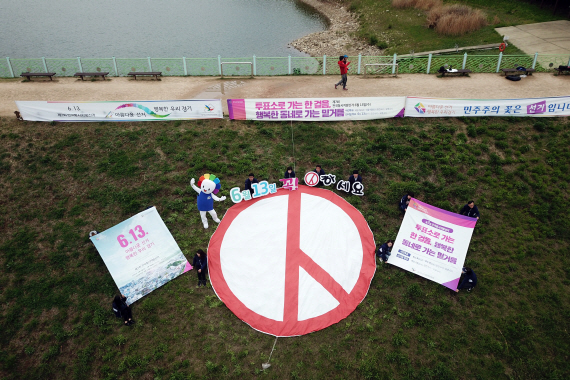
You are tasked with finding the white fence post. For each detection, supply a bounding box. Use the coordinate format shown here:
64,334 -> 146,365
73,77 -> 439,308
253,55 -> 256,76
323,55 -> 326,75
77,57 -> 83,72
147,57 -> 152,71
6,57 -> 14,78
183,57 -> 187,76
496,52 -> 503,73
288,55 -> 291,75
218,55 -> 222,75
392,53 -> 397,74
357,54 -> 362,74
112,57 -> 118,76
426,54 -> 432,74
462,52 -> 467,70
42,57 -> 48,72
532,53 -> 538,69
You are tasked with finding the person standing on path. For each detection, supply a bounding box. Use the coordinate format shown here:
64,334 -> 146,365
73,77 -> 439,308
335,55 -> 350,91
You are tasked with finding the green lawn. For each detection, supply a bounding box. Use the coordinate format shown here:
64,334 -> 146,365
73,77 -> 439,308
0,116 -> 569,379
341,0 -> 565,55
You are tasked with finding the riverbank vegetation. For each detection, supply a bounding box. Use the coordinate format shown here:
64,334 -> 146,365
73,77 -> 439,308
340,0 -> 565,54
0,116 -> 569,379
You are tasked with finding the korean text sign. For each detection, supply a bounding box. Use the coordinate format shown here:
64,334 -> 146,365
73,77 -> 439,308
15,100 -> 223,121
90,207 -> 191,305
404,96 -> 570,117
227,97 -> 406,121
388,199 -> 476,290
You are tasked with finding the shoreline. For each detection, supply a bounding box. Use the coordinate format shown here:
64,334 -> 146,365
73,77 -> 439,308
291,0 -> 383,57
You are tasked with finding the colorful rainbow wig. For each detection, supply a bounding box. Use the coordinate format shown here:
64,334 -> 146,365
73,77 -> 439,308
197,173 -> 222,194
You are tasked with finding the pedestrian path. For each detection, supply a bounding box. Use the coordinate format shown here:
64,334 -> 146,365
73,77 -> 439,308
2,72 -> 570,118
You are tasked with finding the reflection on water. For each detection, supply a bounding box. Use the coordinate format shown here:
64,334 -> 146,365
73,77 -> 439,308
0,0 -> 327,58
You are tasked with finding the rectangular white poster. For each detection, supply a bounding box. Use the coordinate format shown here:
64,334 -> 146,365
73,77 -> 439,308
90,207 -> 191,305
228,97 -> 406,121
388,198 -> 477,290
404,96 -> 570,117
16,99 -> 223,121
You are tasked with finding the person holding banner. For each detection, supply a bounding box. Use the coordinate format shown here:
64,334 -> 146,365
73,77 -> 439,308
193,249 -> 208,287
460,201 -> 480,220
456,267 -> 477,292
335,55 -> 350,91
112,294 -> 134,326
245,173 -> 259,196
399,192 -> 415,214
376,240 -> 394,263
313,165 -> 326,186
284,166 -> 296,179
348,170 -> 362,185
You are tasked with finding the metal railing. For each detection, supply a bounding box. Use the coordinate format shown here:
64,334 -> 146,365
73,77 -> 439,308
2,53 -> 570,78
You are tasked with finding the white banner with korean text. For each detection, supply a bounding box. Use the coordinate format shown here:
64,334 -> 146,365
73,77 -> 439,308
404,96 -> 570,117
388,199 -> 477,291
16,100 -> 223,121
90,207 -> 191,305
227,97 -> 406,121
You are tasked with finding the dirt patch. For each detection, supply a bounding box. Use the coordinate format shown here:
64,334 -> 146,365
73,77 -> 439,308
292,0 -> 383,56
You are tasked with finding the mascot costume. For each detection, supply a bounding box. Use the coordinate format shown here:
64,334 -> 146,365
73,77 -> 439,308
190,174 -> 226,229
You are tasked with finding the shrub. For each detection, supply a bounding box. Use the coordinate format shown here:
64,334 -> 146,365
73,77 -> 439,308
427,5 -> 487,36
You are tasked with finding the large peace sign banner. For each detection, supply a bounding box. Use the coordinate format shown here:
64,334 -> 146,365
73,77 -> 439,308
90,207 -> 191,305
388,199 -> 477,290
208,186 -> 376,337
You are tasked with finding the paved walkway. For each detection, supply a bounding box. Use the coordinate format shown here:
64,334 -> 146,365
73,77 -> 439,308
2,73 -> 570,118
496,20 -> 570,56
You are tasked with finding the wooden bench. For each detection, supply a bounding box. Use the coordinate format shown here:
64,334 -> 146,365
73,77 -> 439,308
554,67 -> 570,75
501,68 -> 535,76
439,69 -> 471,77
74,72 -> 109,80
127,71 -> 162,80
20,72 -> 56,81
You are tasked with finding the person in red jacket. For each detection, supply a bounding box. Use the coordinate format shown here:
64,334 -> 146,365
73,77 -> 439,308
335,55 -> 350,90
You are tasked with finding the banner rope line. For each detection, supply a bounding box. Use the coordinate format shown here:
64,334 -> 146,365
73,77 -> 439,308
262,336 -> 278,370
291,120 -> 296,172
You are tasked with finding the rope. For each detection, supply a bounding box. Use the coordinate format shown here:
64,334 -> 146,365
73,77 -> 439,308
263,336 -> 278,369
291,120 -> 296,172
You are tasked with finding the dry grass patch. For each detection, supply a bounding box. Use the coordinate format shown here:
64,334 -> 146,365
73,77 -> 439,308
427,4 -> 488,35
392,0 -> 442,10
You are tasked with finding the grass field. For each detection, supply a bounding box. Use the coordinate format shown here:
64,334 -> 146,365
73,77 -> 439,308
0,115 -> 569,379
340,0 -> 565,54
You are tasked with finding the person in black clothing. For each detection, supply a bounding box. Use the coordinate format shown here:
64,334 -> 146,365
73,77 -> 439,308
399,192 -> 415,214
284,166 -> 296,179
376,240 -> 394,263
313,165 -> 325,186
112,294 -> 134,326
244,173 -> 259,196
456,267 -> 477,292
348,170 -> 362,185
193,249 -> 208,287
460,201 -> 480,220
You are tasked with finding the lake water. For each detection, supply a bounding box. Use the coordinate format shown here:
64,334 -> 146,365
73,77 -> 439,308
0,0 -> 327,58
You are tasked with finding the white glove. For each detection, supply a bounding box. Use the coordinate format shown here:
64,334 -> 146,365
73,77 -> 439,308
219,196 -> 226,201
190,178 -> 195,185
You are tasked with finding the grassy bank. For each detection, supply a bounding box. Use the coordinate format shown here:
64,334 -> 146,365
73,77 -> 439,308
0,116 -> 569,379
340,0 -> 565,54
